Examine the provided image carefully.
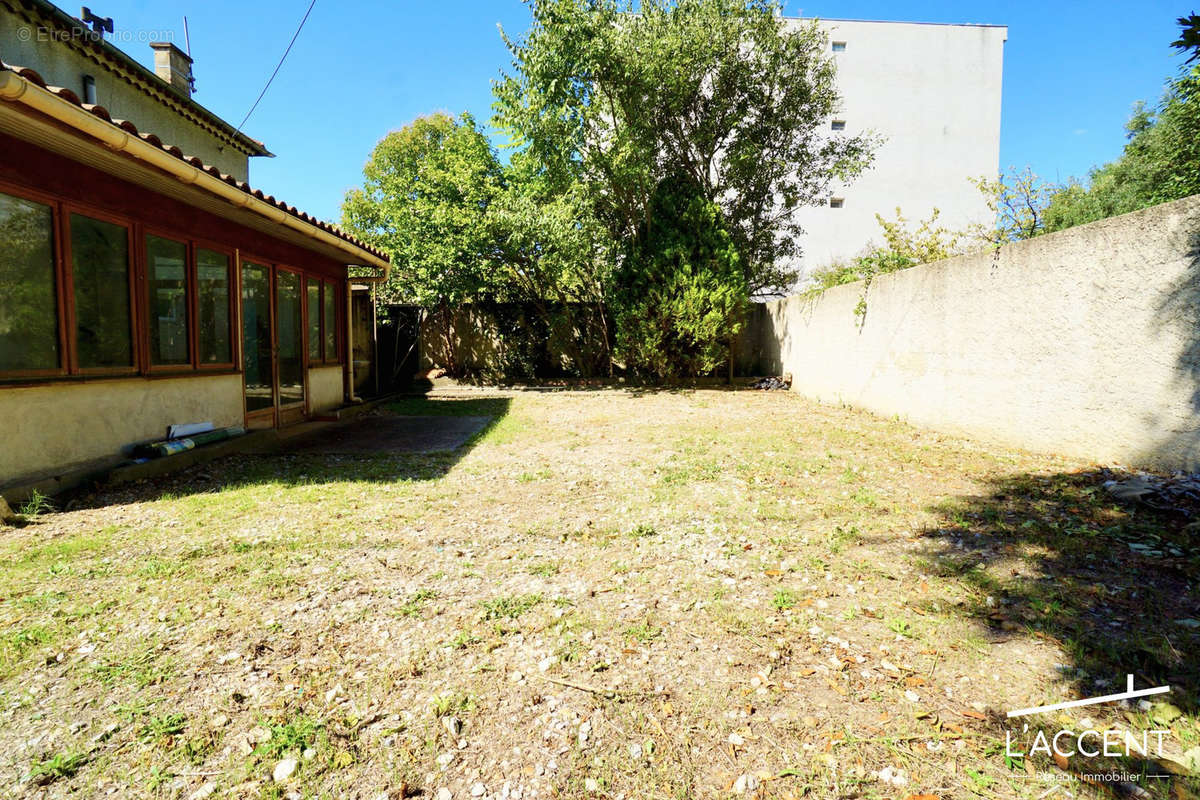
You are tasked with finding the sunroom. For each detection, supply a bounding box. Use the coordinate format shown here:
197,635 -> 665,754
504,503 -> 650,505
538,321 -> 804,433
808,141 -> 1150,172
0,59 -> 389,487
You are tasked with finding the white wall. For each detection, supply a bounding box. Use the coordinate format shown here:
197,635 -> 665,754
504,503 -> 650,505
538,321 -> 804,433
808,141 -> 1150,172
751,195 -> 1200,471
0,374 -> 244,483
785,18 -> 1007,282
307,365 -> 344,414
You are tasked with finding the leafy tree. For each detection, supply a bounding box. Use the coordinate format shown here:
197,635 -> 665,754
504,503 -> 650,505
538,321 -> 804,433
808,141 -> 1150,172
341,112 -> 503,374
487,151 -> 616,376
969,166 -> 1055,244
613,174 -> 747,379
1174,12 -> 1200,62
493,0 -> 877,297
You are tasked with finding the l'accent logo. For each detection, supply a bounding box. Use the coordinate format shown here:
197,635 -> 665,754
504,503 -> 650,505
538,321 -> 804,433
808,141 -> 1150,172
1008,674 -> 1171,718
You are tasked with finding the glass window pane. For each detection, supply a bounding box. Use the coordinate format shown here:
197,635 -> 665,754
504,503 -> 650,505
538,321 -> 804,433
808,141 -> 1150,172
307,281 -> 321,362
323,281 -> 337,362
71,214 -> 131,368
0,192 -> 58,371
241,262 -> 273,412
197,249 -> 231,364
276,270 -> 304,405
146,235 -> 189,366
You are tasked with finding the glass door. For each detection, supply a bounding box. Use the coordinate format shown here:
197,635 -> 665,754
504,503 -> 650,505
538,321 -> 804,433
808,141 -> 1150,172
240,262 -> 306,427
275,269 -> 306,424
241,261 -> 274,425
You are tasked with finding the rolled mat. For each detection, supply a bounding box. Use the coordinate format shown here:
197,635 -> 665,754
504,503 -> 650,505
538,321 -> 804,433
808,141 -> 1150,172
133,426 -> 247,459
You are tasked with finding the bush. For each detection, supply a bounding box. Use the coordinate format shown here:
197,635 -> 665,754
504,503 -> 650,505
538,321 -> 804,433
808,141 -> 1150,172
612,176 -> 747,380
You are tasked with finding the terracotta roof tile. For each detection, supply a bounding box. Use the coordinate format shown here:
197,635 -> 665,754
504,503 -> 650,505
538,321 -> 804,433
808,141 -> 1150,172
0,56 -> 390,265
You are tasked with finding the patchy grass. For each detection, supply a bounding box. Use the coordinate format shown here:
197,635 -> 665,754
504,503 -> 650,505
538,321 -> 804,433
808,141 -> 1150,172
0,388 -> 1197,799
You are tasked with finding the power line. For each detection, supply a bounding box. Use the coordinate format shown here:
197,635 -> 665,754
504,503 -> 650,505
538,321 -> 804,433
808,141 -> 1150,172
235,0 -> 318,134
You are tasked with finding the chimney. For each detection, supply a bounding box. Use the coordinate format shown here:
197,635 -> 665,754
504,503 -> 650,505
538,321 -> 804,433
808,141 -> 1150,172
149,41 -> 193,96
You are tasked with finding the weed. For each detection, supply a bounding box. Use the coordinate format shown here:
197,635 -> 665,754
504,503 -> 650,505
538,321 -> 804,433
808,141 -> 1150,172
887,618 -> 913,637
624,619 -> 663,643
1,626 -> 52,666
447,630 -> 481,650
252,715 -> 324,761
19,489 -> 54,519
772,589 -> 798,610
481,593 -> 542,621
29,751 -> 87,784
527,562 -> 559,577
429,691 -> 474,717
139,712 -> 187,744
92,646 -> 173,689
397,588 -> 439,617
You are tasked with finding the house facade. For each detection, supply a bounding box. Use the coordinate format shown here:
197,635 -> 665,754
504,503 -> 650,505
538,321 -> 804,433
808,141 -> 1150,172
0,0 -> 389,487
787,17 -> 1007,282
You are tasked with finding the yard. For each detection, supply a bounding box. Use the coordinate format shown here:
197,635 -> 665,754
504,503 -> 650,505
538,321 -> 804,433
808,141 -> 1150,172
2,389 -> 1198,800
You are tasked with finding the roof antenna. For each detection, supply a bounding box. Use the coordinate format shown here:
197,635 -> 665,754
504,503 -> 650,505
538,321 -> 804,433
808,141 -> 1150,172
183,16 -> 196,93
80,7 -> 113,38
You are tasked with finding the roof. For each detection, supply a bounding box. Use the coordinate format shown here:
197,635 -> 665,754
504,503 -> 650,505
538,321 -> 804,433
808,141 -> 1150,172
788,15 -> 1007,30
0,56 -> 389,266
3,0 -> 272,157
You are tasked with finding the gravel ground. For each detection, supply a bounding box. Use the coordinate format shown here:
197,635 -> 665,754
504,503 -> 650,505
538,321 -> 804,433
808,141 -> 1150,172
1,388 -> 1197,800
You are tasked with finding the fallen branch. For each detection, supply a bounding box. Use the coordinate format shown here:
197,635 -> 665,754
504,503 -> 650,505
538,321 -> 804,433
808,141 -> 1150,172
539,675 -> 647,699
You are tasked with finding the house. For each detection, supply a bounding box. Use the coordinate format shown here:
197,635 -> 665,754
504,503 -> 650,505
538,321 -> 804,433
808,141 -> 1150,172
786,17 -> 1007,282
0,0 -> 390,488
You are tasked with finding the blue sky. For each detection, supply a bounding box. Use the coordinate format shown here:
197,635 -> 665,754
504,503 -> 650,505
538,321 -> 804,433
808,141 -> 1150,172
89,0 -> 1189,222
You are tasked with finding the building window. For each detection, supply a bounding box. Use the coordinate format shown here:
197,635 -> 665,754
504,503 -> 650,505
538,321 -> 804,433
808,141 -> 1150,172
830,198 -> 844,208
0,191 -> 59,373
832,41 -> 846,52
831,120 -> 846,131
307,280 -> 321,362
323,281 -> 337,362
196,248 -> 232,365
70,213 -> 132,369
146,235 -> 190,366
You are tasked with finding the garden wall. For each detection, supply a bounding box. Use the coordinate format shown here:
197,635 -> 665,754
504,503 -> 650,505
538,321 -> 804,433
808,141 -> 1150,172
418,302 -> 612,380
749,194 -> 1200,470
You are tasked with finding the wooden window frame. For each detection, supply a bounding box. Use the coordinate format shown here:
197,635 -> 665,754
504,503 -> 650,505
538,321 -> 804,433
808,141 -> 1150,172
0,179 -> 70,380
142,228 -> 193,374
192,240 -> 238,372
62,201 -> 140,377
302,276 -> 342,367
324,279 -> 342,365
0,181 -> 344,390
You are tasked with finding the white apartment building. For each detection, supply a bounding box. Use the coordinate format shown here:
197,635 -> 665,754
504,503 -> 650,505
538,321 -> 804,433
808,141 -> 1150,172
785,17 -> 1008,284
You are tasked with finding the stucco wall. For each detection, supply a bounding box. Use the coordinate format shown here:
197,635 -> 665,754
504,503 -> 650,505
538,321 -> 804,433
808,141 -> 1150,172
753,195 -> 1200,470
0,374 -> 243,483
0,4 -> 250,180
786,18 -> 1006,283
307,365 -> 344,414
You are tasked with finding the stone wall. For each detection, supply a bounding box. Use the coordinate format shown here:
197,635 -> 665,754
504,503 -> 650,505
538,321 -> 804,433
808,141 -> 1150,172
750,195 -> 1200,470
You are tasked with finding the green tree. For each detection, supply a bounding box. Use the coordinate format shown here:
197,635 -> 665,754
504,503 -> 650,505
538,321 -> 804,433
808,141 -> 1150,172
1173,12 -> 1200,62
612,174 -> 746,379
487,151 -> 616,376
341,112 -> 503,374
493,0 -> 877,297
969,166 -> 1055,244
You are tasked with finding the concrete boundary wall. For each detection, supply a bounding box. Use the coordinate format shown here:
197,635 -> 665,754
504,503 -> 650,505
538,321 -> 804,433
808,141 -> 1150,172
752,194 -> 1200,470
